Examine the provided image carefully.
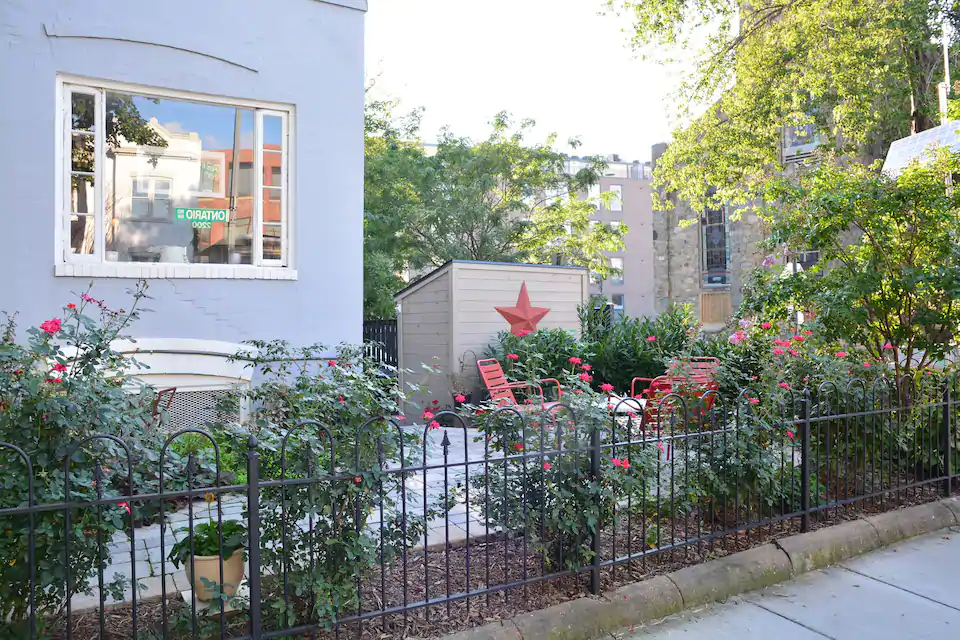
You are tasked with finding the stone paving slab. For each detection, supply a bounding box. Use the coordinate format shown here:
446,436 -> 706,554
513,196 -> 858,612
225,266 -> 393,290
632,598 -> 826,638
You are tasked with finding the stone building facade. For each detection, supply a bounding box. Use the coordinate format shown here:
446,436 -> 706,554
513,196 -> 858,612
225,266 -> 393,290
650,144 -> 768,330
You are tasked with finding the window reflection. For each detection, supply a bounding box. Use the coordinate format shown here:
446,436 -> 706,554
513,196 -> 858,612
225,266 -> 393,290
104,92 -> 256,264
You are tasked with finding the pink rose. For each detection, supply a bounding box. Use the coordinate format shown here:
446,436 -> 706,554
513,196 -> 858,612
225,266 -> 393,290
581,364 -> 592,371
506,353 -> 519,360
836,351 -> 848,358
52,363 -> 68,372
779,382 -> 790,390
579,373 -> 593,382
429,420 -> 440,430
568,356 -> 582,365
748,397 -> 759,405
786,430 -> 795,440
773,348 -> 785,356
455,394 -> 466,403
646,336 -> 657,342
761,322 -> 772,329
601,383 -> 614,392
423,410 -> 435,420
40,318 -> 61,334
883,343 -> 894,350
543,462 -> 552,471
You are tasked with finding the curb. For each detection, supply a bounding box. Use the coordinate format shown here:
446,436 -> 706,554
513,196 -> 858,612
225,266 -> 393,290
446,496 -> 960,640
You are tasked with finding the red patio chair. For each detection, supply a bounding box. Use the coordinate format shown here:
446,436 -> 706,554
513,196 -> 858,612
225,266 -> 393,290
477,358 -> 561,411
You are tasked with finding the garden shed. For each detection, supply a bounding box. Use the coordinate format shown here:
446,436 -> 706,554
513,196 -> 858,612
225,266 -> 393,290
394,261 -> 589,413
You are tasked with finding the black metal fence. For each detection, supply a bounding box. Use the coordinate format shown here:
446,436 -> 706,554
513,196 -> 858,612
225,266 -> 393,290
1,378 -> 957,639
362,320 -> 398,367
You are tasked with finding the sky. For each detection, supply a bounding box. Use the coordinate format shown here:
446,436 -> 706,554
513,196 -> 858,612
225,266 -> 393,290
364,0 -> 678,162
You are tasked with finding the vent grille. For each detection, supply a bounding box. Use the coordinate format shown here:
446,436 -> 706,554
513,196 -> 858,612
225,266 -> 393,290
162,388 -> 240,433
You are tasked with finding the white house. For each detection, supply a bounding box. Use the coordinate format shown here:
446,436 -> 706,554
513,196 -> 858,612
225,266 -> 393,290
0,0 -> 367,425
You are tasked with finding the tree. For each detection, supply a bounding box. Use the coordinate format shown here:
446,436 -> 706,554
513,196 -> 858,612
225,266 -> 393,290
739,149 -> 960,379
607,0 -> 960,215
398,113 -> 621,270
362,108 -> 627,318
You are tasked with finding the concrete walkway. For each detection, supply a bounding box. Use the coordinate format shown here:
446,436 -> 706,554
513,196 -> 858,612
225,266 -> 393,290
625,527 -> 960,639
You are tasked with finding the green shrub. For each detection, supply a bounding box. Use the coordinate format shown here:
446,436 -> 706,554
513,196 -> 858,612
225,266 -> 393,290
205,341 -> 454,629
0,284 -> 159,627
483,328 -> 590,382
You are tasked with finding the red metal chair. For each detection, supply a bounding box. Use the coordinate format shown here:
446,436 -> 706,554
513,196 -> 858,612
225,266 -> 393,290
477,358 -> 561,410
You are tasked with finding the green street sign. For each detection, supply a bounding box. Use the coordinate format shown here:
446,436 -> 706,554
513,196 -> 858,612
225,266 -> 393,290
174,208 -> 229,224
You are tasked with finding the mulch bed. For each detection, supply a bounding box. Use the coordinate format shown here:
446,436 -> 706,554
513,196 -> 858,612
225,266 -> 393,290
46,484 -> 953,639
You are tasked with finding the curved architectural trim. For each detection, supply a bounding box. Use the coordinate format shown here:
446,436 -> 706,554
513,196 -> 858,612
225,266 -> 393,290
43,23 -> 258,73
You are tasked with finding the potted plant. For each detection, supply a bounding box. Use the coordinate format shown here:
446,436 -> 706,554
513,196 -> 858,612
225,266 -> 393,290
169,494 -> 248,601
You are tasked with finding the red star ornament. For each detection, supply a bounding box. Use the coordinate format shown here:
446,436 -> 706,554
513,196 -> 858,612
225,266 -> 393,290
495,282 -> 551,336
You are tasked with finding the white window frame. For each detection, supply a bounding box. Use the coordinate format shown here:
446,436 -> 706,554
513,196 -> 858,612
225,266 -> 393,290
608,184 -> 623,212
55,75 -> 296,280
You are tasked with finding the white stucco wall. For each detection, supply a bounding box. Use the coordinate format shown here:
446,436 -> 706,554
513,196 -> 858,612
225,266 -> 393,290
0,0 -> 366,348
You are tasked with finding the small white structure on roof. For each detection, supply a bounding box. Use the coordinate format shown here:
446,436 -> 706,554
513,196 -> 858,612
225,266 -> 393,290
394,260 -> 589,413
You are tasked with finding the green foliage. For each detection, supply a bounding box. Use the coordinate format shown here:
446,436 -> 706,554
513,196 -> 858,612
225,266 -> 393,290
742,150 -> 960,378
607,0 -> 959,215
0,283 -> 161,624
582,304 -> 703,395
484,328 -> 591,383
168,509 -> 247,567
206,342 -> 453,629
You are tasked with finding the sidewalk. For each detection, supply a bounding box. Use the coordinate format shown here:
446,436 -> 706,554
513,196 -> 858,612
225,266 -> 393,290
625,526 -> 960,639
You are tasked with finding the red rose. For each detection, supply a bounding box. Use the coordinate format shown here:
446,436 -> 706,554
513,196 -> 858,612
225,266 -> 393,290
40,318 -> 61,334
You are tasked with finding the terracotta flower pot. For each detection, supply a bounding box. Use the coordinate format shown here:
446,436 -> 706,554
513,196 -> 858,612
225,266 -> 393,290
184,551 -> 245,601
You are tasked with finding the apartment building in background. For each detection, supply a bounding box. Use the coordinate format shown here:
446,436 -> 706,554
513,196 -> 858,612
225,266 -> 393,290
564,155 -> 656,319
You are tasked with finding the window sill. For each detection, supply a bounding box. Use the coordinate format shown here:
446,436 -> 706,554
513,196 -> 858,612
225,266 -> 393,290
55,263 -> 298,280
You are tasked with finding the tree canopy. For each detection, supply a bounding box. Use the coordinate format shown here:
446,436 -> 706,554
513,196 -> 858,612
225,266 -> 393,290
363,104 -> 626,319
608,0 -> 960,215
740,149 -> 960,378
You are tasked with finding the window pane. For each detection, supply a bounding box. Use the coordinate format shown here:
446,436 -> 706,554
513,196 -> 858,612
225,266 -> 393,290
71,175 -> 95,214
265,165 -> 282,189
131,198 -> 150,218
71,93 -> 95,132
609,185 -> 623,212
103,91 -> 255,264
71,134 -> 95,173
262,115 -> 283,148
262,187 -> 282,260
263,224 -> 282,261
70,215 -> 95,254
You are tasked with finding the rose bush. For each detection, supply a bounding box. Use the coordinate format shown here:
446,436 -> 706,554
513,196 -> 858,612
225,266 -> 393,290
0,282 -> 179,628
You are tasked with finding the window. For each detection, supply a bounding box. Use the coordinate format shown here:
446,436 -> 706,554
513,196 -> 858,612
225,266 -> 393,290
609,257 -> 624,284
587,184 -> 601,209
58,78 -> 293,275
701,206 -> 729,286
611,293 -> 625,322
783,115 -> 820,161
608,185 -> 623,212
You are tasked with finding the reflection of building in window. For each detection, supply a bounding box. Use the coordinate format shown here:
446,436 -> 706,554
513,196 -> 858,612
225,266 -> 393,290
701,206 -> 729,286
609,257 -> 624,284
130,177 -> 172,219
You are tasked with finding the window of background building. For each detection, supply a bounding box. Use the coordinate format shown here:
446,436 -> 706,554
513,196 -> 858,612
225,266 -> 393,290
608,185 -> 623,212
609,257 -> 624,284
612,293 -> 625,321
701,206 -> 729,286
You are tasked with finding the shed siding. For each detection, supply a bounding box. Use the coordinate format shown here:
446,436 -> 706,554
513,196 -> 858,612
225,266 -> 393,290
399,269 -> 452,413
453,263 -> 587,395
